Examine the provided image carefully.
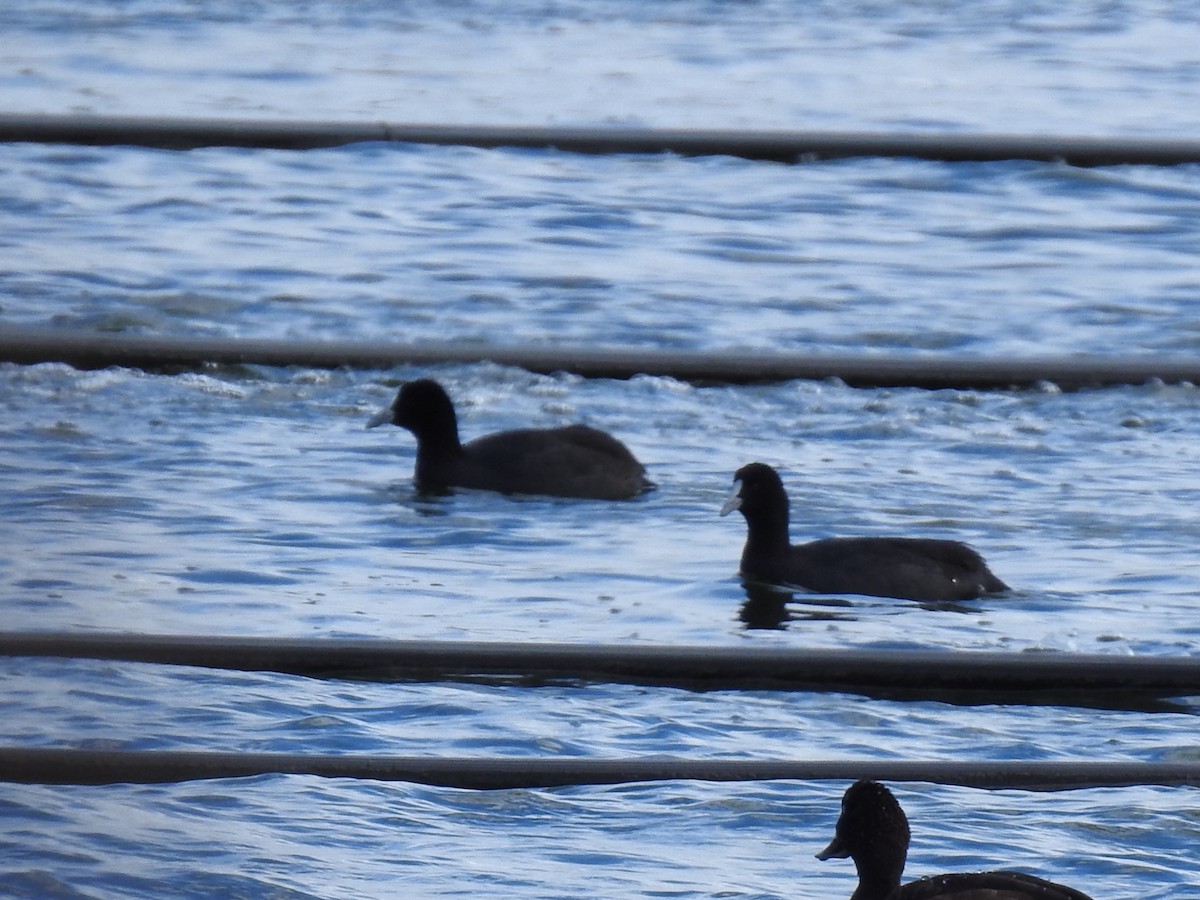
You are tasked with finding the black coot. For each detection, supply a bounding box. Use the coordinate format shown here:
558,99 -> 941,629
817,780 -> 1094,900
367,379 -> 652,500
719,462 -> 1007,602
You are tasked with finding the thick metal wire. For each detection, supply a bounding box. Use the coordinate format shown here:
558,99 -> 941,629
4,113 -> 1200,166
1,747 -> 1198,790
3,632 -> 1199,710
1,327 -> 1196,389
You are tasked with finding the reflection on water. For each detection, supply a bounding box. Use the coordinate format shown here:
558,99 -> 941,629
739,581 -> 797,630
737,580 -> 986,630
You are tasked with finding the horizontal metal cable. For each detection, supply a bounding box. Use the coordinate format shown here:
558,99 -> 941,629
4,632 -> 1199,710
1,327 -> 1195,390
3,113 -> 1200,166
1,747 -> 1196,789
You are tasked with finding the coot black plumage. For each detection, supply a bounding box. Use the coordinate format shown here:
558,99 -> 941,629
719,462 -> 1007,602
817,780 -> 1094,900
367,379 -> 652,500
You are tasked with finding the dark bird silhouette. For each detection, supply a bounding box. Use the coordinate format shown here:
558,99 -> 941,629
719,462 -> 1007,602
818,780 -> 1094,900
367,379 -> 652,500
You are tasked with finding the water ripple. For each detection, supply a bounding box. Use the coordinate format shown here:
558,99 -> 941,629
3,2 -> 1200,896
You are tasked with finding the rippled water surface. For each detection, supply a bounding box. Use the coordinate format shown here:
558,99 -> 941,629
4,144 -> 1200,357
3,0 -> 1200,897
6,0 -> 1200,135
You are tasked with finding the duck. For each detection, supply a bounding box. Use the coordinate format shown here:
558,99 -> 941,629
817,780 -> 1094,900
366,379 -> 652,500
719,462 -> 1007,602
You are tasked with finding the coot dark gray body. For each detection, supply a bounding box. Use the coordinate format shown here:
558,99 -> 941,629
719,463 -> 1006,602
818,780 -> 1094,900
367,379 -> 652,500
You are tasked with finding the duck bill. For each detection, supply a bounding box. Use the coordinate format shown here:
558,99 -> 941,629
718,479 -> 744,517
366,406 -> 393,429
816,834 -> 850,861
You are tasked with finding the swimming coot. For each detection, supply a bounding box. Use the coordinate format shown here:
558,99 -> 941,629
719,462 -> 1007,602
367,379 -> 652,500
817,780 -> 1094,900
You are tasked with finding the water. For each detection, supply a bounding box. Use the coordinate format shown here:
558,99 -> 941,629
5,1 -> 1200,136
5,145 -> 1200,356
3,0 -> 1200,897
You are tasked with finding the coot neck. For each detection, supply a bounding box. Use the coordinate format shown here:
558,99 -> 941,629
849,846 -> 904,900
742,501 -> 793,556
849,863 -> 902,900
414,420 -> 463,455
408,405 -> 465,478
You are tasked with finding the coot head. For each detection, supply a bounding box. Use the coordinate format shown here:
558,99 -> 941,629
367,379 -> 461,450
817,780 -> 910,888
719,462 -> 790,531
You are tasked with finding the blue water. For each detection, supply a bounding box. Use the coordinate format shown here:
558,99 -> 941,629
3,0 -> 1200,897
6,145 -> 1200,357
